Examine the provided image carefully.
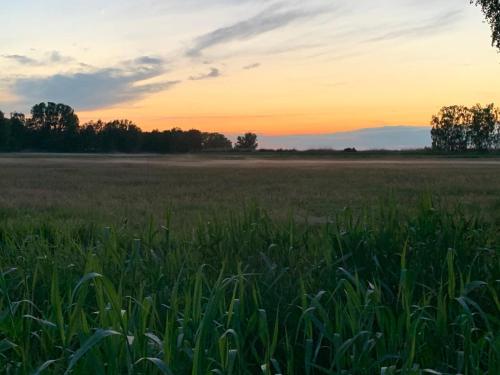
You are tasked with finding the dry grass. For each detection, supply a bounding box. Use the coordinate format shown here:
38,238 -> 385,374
0,154 -> 499,228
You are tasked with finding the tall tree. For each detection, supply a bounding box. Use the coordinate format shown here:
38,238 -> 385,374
29,102 -> 79,151
0,111 -> 9,151
235,133 -> 258,151
202,132 -> 232,151
431,104 -> 500,151
431,106 -> 470,151
30,102 -> 79,133
473,0 -> 500,49
493,107 -> 500,149
468,103 -> 498,150
9,113 -> 27,151
80,120 -> 105,152
101,120 -> 142,153
185,129 -> 203,152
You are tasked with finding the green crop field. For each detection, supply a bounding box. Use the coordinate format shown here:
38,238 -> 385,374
0,155 -> 499,374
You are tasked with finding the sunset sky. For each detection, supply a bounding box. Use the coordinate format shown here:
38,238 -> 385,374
1,0 -> 499,137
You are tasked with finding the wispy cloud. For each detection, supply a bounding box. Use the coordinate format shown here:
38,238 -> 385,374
366,10 -> 462,43
186,3 -> 327,57
189,67 -> 221,80
47,51 -> 74,64
2,51 -> 75,66
2,54 -> 40,66
243,62 -> 261,70
9,56 -> 179,110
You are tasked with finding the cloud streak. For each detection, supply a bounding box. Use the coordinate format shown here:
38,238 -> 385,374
186,3 -> 326,57
243,62 -> 261,70
2,54 -> 40,66
366,10 -> 462,43
189,67 -> 221,80
2,51 -> 75,66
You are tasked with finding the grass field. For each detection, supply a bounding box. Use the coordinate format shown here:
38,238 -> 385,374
0,154 -> 499,374
1,154 -> 500,227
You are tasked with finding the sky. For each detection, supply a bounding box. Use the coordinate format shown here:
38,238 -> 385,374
1,0 -> 499,148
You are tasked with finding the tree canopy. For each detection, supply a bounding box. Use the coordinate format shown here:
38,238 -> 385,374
431,104 -> 500,151
235,133 -> 258,151
473,0 -> 500,49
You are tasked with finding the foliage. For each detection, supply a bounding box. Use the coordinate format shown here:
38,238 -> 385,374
202,132 -> 233,151
235,132 -> 258,151
26,103 -> 80,152
469,104 -> 500,151
0,111 -> 8,150
431,104 -> 500,151
473,0 -> 500,50
0,199 -> 499,373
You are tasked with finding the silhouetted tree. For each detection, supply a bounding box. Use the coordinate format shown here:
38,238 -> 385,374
431,104 -> 500,151
80,120 -> 105,152
141,130 -> 164,153
9,113 -> 27,151
168,128 -> 188,153
472,0 -> 500,50
202,132 -> 232,151
235,132 -> 258,151
101,120 -> 142,153
28,102 -> 79,151
431,106 -> 469,151
0,112 -> 28,151
0,111 -> 9,151
468,104 -> 498,150
185,129 -> 203,152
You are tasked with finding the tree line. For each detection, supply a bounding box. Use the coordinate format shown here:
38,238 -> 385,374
0,102 -> 258,153
431,104 -> 500,152
2,101 -> 500,153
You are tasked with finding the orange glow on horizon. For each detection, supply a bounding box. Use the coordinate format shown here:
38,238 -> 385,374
3,2 -> 500,137
75,38 -> 500,136
77,110 -> 432,136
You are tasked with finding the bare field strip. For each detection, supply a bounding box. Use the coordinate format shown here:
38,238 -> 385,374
1,153 -> 500,167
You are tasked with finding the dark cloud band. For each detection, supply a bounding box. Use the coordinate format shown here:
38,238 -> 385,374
9,57 -> 179,110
